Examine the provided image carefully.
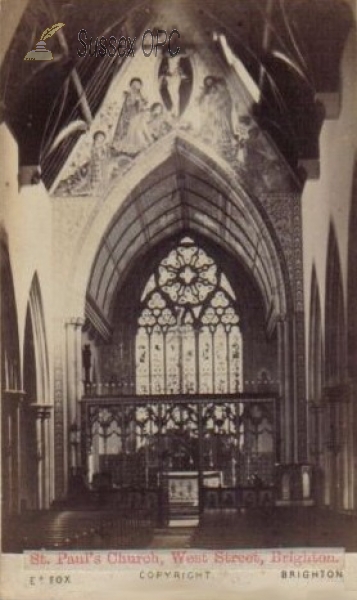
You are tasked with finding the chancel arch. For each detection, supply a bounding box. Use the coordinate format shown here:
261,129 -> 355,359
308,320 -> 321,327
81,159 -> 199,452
70,125 -> 308,504
49,27 -> 308,497
83,139 -> 291,330
82,231 -> 279,494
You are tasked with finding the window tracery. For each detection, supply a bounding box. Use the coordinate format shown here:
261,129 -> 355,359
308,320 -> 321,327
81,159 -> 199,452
136,237 -> 243,395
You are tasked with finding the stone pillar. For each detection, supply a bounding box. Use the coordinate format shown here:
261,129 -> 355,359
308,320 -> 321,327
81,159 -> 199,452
262,192 -> 307,467
277,317 -> 292,463
353,382 -> 357,512
3,391 -> 24,513
294,311 -> 307,463
65,318 -> 84,479
31,404 -> 53,509
14,393 -> 24,512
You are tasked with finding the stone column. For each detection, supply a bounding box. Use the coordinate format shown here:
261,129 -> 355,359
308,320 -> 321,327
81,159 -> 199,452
3,391 -> 24,513
353,382 -> 357,511
65,318 -> 85,479
293,311 -> 308,463
277,317 -> 292,464
31,404 -> 53,509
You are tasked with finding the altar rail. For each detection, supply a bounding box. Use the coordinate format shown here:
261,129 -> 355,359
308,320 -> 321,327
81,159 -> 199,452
203,485 -> 275,510
83,382 -> 279,398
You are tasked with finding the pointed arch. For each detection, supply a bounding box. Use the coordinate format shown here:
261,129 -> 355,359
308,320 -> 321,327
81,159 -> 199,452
309,265 -> 323,401
308,265 -> 324,479
347,161 -> 357,510
1,235 -> 22,514
83,138 -> 291,335
21,272 -> 51,510
1,237 -> 21,392
325,224 -> 346,385
324,223 -> 348,510
347,162 -> 357,380
25,273 -> 49,403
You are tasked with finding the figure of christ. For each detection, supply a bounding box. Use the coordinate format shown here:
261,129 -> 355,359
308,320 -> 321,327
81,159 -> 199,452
160,55 -> 187,118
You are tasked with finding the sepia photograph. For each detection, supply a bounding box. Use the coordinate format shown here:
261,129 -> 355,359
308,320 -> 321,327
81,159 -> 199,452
0,0 -> 357,598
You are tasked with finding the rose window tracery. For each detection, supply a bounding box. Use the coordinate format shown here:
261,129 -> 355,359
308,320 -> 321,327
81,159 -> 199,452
158,239 -> 217,306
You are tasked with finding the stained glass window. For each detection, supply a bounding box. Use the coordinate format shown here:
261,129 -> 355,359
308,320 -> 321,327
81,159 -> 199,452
135,237 -> 243,394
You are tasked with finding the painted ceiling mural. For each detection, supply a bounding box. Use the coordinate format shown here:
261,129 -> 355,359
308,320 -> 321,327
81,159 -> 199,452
53,45 -> 292,198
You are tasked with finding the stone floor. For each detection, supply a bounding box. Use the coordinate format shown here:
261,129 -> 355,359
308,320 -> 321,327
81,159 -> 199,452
149,527 -> 194,548
191,507 -> 357,551
2,507 -> 357,552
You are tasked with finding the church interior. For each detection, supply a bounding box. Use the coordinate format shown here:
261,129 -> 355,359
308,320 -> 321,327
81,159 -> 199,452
1,0 -> 357,551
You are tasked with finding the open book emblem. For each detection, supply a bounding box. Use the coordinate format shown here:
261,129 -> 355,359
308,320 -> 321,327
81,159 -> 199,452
24,23 -> 65,61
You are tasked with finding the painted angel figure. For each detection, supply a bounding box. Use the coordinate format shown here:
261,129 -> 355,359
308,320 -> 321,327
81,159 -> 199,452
112,78 -> 148,154
90,130 -> 108,189
56,130 -> 109,196
198,76 -> 236,154
147,102 -> 172,141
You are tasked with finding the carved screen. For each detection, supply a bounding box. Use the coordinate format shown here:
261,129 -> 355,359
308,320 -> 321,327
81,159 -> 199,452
136,237 -> 243,394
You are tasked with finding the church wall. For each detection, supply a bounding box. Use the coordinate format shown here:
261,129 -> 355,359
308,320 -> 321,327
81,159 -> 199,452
301,27 -> 357,510
0,124 -> 54,390
0,123 -> 55,507
302,27 -> 357,350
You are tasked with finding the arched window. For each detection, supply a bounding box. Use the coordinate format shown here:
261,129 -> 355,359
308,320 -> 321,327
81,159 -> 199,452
135,237 -> 243,395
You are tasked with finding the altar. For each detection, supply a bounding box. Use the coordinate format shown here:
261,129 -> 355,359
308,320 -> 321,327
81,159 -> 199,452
162,471 -> 221,525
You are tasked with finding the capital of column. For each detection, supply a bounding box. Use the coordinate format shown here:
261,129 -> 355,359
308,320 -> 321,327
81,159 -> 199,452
30,403 -> 53,420
276,313 -> 288,324
2,390 -> 26,405
66,317 -> 85,329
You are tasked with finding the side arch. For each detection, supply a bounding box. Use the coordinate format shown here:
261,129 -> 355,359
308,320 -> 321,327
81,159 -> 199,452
1,236 -> 21,392
309,265 -> 324,402
25,272 -> 50,404
325,224 -> 346,385
21,272 -> 52,510
324,223 -> 348,509
307,265 -> 325,502
1,235 -> 22,515
347,161 -> 357,510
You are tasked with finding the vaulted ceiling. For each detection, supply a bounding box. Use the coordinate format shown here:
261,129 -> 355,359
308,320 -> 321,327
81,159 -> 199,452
0,0 -> 354,186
